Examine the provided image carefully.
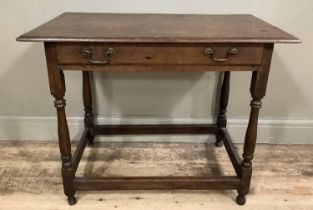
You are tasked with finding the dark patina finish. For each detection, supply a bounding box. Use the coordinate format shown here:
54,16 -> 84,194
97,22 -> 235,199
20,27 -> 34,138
17,12 -> 300,206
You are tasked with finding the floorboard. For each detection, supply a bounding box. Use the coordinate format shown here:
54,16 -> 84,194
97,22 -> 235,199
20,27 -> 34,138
0,140 -> 312,210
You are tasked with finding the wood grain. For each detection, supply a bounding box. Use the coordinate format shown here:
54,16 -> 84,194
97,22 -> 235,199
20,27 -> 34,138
55,43 -> 264,65
17,13 -> 300,43
0,141 -> 312,210
16,13 -> 301,206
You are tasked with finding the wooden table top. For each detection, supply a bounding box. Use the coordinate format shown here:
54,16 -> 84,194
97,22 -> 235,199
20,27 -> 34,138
17,12 -> 300,44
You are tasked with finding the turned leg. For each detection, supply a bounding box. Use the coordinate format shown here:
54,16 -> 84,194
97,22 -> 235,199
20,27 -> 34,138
55,98 -> 76,205
45,43 -> 76,205
237,44 -> 274,205
236,98 -> 261,205
83,71 -> 95,146
216,71 -> 230,147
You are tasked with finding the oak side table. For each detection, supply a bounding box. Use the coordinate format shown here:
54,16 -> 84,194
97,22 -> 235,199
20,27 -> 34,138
17,13 -> 300,205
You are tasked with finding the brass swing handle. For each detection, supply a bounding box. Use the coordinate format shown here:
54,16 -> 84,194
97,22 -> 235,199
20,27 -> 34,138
81,47 -> 115,64
204,48 -> 239,62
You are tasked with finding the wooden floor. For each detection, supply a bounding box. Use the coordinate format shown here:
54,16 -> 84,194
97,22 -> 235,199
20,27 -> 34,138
0,139 -> 312,210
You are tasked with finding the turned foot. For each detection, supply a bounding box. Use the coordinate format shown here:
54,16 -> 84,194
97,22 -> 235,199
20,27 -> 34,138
87,131 -> 95,147
67,196 -> 77,205
215,139 -> 223,147
236,194 -> 246,205
88,140 -> 94,147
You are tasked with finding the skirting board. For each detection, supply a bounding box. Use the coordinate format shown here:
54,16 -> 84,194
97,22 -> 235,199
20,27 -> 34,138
0,116 -> 312,144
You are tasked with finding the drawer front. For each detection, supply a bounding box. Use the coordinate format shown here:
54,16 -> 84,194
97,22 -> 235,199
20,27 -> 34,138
56,43 -> 263,66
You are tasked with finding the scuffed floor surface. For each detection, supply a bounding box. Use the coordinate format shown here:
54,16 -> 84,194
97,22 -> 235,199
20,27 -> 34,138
0,140 -> 312,210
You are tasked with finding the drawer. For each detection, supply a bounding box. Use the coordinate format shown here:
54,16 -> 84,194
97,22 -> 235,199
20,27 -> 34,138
55,43 -> 264,66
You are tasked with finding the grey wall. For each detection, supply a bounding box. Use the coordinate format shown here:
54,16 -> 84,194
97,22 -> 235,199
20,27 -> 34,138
0,0 -> 312,143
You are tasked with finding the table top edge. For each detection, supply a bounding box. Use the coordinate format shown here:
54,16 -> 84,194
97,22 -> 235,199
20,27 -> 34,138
16,36 -> 302,44
16,12 -> 301,44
